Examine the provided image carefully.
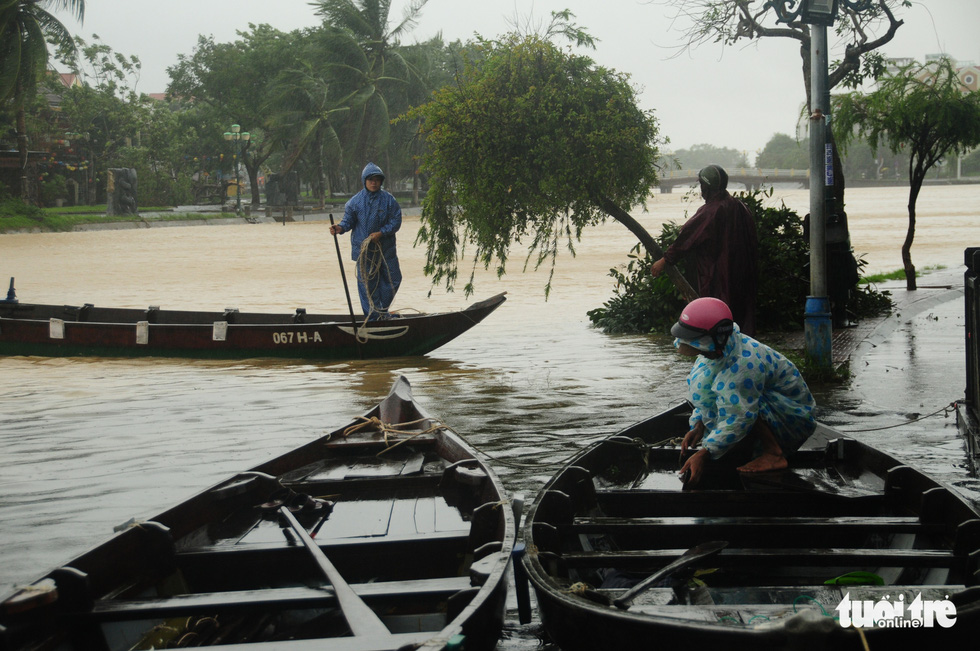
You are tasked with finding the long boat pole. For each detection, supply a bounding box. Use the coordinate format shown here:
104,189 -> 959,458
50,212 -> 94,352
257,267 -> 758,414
330,214 -> 363,358
279,506 -> 392,639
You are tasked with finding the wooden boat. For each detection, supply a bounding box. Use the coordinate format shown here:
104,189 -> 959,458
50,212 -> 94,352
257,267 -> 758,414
0,286 -> 505,360
0,376 -> 516,651
522,402 -> 980,648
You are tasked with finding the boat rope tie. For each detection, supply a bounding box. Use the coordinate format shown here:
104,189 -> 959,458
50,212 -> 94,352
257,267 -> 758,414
838,401 -> 957,433
337,416 -> 447,456
10,584 -> 51,595
112,517 -> 147,532
564,582 -> 593,595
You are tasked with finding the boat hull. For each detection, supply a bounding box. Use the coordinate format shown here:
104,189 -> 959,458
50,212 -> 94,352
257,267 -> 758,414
0,377 -> 516,651
523,403 -> 980,648
0,294 -> 505,360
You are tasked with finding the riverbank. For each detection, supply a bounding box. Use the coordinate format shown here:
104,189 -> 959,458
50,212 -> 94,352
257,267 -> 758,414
0,200 -> 427,234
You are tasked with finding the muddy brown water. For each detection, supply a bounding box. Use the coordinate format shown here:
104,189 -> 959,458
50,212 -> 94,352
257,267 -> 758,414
1,184 -> 978,647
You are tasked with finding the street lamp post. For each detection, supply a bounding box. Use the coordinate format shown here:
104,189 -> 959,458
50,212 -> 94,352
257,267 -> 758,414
223,124 -> 250,212
767,0 -> 874,369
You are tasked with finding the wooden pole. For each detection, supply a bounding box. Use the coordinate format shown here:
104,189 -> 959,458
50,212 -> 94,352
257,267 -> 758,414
279,507 -> 391,638
330,214 -> 363,358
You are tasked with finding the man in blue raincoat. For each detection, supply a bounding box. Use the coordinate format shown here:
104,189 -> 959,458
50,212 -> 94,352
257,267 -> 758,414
330,163 -> 402,319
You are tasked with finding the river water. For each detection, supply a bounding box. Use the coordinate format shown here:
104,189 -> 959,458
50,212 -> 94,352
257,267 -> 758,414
1,184 -> 979,647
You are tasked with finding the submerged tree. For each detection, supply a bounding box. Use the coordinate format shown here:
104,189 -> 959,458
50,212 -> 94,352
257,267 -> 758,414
834,58 -> 980,290
403,20 -> 693,299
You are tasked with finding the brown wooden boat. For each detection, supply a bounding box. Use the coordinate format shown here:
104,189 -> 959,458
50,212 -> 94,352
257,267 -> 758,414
0,285 -> 505,361
0,376 -> 517,650
522,402 -> 980,648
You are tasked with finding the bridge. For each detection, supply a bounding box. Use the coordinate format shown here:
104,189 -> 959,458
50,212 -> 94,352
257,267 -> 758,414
658,168 -> 811,193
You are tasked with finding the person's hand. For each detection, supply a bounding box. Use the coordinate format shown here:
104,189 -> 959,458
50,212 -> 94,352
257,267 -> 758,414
330,224 -> 343,235
650,258 -> 667,278
679,448 -> 709,487
680,421 -> 705,455
369,231 -> 382,242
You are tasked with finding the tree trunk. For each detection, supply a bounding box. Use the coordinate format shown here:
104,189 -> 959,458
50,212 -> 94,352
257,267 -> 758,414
15,81 -> 30,202
904,172 -> 923,291
412,163 -> 419,207
596,194 -> 698,302
313,132 -> 325,209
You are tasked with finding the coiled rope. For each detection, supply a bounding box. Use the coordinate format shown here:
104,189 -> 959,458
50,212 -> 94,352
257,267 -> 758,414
356,238 -> 396,329
335,416 -> 446,457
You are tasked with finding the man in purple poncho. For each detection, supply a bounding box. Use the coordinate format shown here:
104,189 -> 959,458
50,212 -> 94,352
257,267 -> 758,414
330,162 -> 402,319
651,164 -> 759,335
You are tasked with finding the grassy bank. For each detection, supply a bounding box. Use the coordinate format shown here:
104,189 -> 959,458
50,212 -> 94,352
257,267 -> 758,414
861,265 -> 946,284
0,200 -> 222,233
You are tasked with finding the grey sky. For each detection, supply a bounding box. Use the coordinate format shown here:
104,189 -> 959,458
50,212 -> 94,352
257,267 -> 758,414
65,1 -> 979,159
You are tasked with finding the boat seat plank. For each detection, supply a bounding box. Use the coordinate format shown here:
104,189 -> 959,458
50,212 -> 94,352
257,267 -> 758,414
572,514 -> 929,526
594,489 -> 887,518
344,455 -> 425,480
322,434 -> 437,450
591,584 -> 965,606
184,528 -> 470,555
88,576 -> 474,621
556,547 -> 963,569
196,632 -> 439,651
286,474 -> 445,500
567,515 -> 941,536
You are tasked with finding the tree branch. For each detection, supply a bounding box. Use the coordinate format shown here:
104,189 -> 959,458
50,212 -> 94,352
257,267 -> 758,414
595,193 -> 699,302
828,1 -> 903,89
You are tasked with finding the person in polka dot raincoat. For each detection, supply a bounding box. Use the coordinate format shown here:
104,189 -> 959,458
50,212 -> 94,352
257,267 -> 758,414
673,297 -> 816,487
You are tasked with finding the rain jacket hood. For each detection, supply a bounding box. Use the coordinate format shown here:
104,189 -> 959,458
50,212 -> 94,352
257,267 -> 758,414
361,162 -> 385,190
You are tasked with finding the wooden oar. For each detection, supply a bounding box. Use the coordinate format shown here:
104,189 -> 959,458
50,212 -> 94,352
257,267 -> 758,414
278,506 -> 391,638
612,541 -> 727,610
329,214 -> 363,359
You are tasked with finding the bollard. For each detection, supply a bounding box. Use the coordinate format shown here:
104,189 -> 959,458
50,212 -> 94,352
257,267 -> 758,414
512,542 -> 533,624
804,295 -> 832,368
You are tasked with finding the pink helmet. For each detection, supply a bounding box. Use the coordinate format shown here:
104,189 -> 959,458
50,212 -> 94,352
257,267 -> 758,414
671,297 -> 734,349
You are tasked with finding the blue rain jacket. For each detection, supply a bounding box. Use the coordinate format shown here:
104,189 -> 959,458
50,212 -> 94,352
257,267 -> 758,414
339,163 -> 402,315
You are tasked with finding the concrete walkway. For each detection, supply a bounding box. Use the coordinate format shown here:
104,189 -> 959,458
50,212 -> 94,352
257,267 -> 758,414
769,266 -> 965,369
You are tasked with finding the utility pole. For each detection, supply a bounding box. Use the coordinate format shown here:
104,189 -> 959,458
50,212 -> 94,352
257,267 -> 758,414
804,23 -> 833,369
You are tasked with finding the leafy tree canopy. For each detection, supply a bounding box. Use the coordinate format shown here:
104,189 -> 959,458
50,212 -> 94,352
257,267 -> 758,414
671,143 -> 748,171
834,57 -> 980,289
403,26 -> 664,296
756,133 -> 809,169
659,0 -> 910,207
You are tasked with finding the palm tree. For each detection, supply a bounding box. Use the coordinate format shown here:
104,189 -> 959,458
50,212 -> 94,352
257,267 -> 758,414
0,0 -> 84,201
267,61 -> 351,208
312,0 -> 428,185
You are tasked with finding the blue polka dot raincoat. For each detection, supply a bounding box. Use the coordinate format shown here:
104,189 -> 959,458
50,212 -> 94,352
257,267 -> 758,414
677,324 -> 816,460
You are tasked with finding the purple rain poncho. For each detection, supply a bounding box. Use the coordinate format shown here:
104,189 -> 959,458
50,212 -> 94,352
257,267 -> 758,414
664,191 -> 758,335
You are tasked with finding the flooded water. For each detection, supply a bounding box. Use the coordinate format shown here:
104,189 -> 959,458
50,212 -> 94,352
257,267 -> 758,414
1,184 -> 979,648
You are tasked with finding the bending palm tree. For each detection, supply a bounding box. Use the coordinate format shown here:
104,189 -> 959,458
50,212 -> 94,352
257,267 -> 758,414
313,0 -> 427,176
268,62 -> 350,208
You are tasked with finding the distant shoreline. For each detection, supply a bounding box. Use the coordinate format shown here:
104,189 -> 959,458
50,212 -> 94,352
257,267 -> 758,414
0,205 -> 425,235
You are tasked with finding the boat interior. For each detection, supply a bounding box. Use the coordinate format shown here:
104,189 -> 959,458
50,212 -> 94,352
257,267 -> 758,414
2,413 -> 511,650
529,407 -> 980,625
